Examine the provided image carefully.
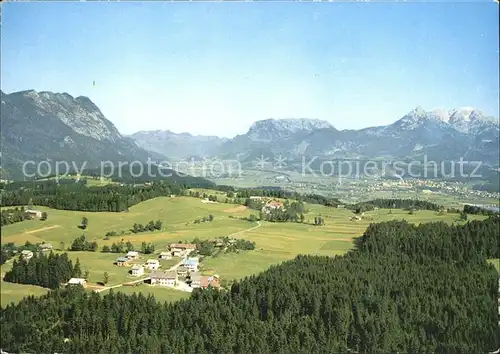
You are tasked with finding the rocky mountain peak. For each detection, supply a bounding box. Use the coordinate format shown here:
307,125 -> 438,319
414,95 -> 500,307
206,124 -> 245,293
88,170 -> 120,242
246,118 -> 334,141
13,89 -> 122,142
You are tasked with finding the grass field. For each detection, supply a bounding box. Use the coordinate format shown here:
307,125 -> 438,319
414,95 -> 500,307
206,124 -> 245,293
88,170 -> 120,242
488,259 -> 500,273
1,196 -> 489,306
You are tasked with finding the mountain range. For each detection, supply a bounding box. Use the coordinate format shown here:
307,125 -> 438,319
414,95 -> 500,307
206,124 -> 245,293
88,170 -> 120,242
134,107 -> 499,165
1,89 -> 498,180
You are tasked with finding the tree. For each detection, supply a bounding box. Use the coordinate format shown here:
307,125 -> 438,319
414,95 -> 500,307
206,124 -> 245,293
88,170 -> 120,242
103,272 -> 109,285
40,212 -> 48,221
27,197 -> 33,209
102,245 -> 111,253
460,211 -> 468,221
73,258 -> 82,278
59,241 -> 65,251
208,214 -> 214,222
84,270 -> 89,279
125,241 -> 134,252
80,216 -> 88,229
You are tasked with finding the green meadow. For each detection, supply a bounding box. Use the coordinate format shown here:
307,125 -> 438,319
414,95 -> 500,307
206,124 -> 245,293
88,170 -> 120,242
1,195 -> 488,306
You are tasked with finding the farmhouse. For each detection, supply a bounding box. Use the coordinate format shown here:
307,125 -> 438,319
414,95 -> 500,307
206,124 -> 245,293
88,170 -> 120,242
182,258 -> 199,272
126,251 -> 139,260
130,265 -> 144,277
67,278 -> 87,287
20,250 -> 33,260
25,209 -> 42,219
159,251 -> 172,260
115,257 -> 130,267
38,243 -> 53,252
150,271 -> 178,286
261,200 -> 284,214
169,243 -> 196,257
145,259 -> 160,270
190,274 -> 220,289
176,266 -> 189,277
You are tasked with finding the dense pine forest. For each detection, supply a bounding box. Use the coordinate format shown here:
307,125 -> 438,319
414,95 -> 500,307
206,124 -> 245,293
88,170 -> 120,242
1,217 -> 498,353
1,182 -> 187,211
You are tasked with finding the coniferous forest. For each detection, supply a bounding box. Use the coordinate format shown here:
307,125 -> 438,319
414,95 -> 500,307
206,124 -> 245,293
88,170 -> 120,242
1,217 -> 499,353
0,182 -> 187,212
3,252 -> 81,289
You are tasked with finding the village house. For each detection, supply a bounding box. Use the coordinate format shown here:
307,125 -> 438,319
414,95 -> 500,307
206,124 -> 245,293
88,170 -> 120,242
145,259 -> 160,270
38,243 -> 53,252
150,271 -> 178,286
261,200 -> 284,214
159,251 -> 172,260
126,251 -> 139,260
182,258 -> 199,272
115,257 -> 130,267
130,265 -> 144,277
169,243 -> 196,257
67,278 -> 88,287
190,274 -> 220,289
25,209 -> 42,219
176,265 -> 189,277
20,250 -> 33,260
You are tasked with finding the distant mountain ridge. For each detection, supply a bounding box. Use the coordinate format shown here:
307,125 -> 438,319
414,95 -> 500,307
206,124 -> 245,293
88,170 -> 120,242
2,88 -> 498,182
132,107 -> 498,165
129,130 -> 228,159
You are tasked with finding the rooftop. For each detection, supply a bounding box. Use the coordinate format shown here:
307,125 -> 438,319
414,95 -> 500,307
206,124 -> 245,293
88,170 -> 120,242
151,271 -> 177,280
116,257 -> 128,262
170,243 -> 196,249
183,259 -> 198,265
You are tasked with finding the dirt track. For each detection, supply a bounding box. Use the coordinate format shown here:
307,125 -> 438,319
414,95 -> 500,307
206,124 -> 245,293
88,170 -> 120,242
25,225 -> 61,234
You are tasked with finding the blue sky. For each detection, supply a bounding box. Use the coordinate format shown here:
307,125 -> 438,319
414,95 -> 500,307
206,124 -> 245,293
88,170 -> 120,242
1,2 -> 498,137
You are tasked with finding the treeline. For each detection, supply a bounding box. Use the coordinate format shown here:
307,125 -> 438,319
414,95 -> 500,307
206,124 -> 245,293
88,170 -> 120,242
102,241 -> 155,255
132,220 -> 162,233
349,198 -> 461,214
70,234 -> 98,252
2,217 -> 498,353
235,188 -> 342,207
1,181 -> 189,212
463,204 -> 499,216
193,215 -> 214,224
3,252 -> 82,289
